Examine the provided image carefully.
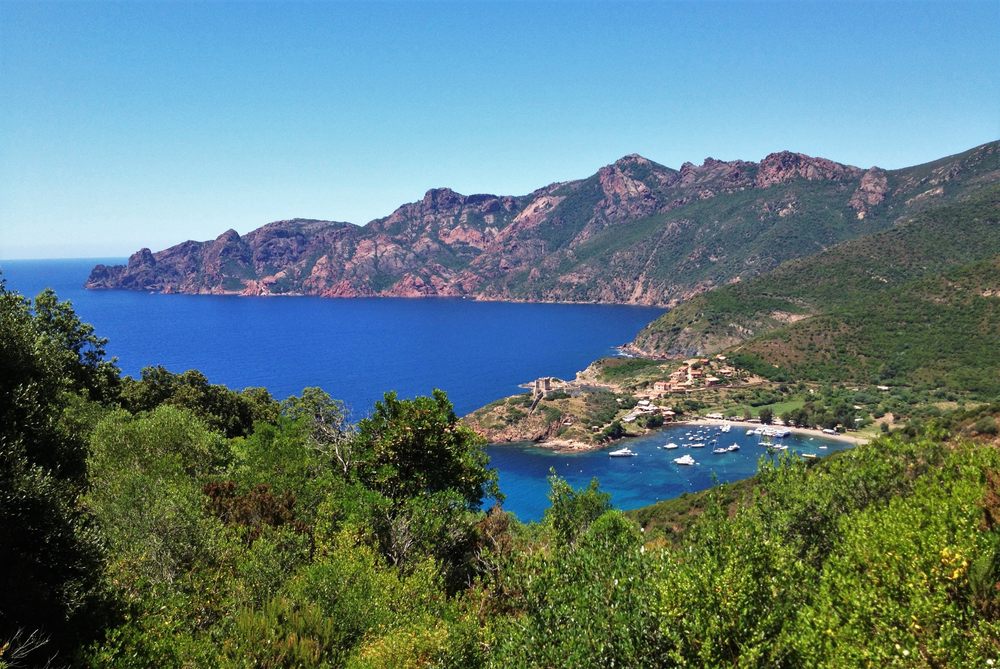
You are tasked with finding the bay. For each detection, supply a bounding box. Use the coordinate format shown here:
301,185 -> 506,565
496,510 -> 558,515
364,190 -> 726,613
1,259 -> 848,522
487,425 -> 850,521
0,258 -> 662,416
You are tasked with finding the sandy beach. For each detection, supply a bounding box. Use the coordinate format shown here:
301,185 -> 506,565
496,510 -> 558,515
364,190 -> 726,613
529,416 -> 869,453
691,417 -> 870,445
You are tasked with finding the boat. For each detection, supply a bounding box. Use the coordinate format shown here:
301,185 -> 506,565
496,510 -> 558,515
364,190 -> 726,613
664,442 -> 679,450
720,422 -> 731,433
673,454 -> 696,466
726,443 -> 740,452
712,447 -> 729,454
689,441 -> 705,448
819,445 -> 828,450
801,453 -> 818,459
746,429 -> 754,435
608,447 -> 637,457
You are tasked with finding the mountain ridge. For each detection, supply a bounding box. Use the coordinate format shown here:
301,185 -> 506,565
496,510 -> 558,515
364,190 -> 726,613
87,141 -> 999,305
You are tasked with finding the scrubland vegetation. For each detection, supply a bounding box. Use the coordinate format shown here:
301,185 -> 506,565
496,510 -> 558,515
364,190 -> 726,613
3,284 -> 999,667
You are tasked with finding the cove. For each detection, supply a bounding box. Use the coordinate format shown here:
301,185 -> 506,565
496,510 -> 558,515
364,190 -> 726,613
487,423 -> 853,521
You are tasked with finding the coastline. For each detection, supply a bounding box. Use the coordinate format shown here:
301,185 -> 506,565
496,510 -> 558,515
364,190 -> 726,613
692,417 -> 869,445
527,416 -> 868,453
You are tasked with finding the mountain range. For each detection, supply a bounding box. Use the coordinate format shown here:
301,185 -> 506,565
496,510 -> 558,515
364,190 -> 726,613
85,141 -> 1000,306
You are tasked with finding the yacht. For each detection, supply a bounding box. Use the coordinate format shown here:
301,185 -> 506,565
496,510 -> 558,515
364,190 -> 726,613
609,447 -> 637,457
664,442 -> 679,450
673,454 -> 696,466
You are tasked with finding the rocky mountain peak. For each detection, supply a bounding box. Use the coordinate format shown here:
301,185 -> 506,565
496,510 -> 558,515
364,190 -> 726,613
756,151 -> 861,188
612,153 -> 654,168
421,187 -> 465,209
128,248 -> 156,268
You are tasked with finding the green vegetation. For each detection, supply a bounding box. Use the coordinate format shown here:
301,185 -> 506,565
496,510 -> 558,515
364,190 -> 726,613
3,285 -> 999,667
634,183 -> 1000,399
591,356 -> 665,382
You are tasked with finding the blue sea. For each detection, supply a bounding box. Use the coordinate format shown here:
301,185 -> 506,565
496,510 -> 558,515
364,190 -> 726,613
1,258 -> 850,520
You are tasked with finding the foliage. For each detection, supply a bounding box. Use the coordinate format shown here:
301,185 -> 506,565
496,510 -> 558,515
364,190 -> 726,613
5,284 -> 1000,667
634,184 -> 1000,397
356,390 -> 498,509
0,284 -> 116,660
121,366 -> 279,438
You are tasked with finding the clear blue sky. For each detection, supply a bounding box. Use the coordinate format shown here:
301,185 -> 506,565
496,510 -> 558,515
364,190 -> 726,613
2,1 -> 997,259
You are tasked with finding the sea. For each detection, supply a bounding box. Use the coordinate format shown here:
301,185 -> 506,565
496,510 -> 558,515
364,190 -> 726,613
0,258 -> 851,521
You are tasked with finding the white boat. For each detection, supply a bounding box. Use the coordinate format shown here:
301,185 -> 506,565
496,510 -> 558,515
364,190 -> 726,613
712,446 -> 728,454
720,422 -> 731,433
608,447 -> 637,457
689,442 -> 705,448
801,453 -> 818,459
819,445 -> 828,450
673,454 -> 696,466
664,442 -> 679,450
727,443 -> 740,452
771,444 -> 788,451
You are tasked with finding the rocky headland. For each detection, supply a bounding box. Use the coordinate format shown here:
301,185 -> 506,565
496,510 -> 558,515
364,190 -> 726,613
86,143 -> 999,307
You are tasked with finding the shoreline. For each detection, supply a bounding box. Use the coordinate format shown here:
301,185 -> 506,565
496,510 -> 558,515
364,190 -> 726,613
692,417 -> 869,445
528,416 -> 868,453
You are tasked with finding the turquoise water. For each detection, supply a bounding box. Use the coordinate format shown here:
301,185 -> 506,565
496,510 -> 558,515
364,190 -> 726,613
487,423 -> 850,521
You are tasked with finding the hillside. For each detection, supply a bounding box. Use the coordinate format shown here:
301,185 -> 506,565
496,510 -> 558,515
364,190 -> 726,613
87,141 -> 999,306
630,183 -> 1000,395
5,284 -> 999,667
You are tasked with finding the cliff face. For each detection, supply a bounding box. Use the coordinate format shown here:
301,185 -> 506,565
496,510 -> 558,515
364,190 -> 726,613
87,142 -> 999,306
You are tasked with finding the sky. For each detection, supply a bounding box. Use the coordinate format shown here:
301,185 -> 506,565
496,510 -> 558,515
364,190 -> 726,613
1,1 -> 998,259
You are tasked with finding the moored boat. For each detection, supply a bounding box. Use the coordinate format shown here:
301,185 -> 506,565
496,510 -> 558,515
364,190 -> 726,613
673,454 -> 696,466
609,447 -> 637,457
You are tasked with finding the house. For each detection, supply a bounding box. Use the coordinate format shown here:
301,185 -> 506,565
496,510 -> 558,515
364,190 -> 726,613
652,380 -> 671,392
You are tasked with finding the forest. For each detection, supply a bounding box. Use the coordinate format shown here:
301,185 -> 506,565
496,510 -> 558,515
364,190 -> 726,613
2,283 -> 999,668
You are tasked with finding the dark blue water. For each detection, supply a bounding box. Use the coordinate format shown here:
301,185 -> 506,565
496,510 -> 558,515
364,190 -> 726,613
1,259 -> 847,521
0,259 -> 662,418
488,424 -> 850,521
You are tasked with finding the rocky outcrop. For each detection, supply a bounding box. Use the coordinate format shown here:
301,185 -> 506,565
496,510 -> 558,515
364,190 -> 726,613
849,168 -> 889,219
86,141 -> 999,306
755,151 -> 862,188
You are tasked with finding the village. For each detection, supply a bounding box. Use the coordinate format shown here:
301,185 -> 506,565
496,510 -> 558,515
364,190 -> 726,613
465,352 -> 878,451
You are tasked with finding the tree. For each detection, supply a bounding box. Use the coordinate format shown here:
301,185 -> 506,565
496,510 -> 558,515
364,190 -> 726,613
121,366 -> 279,438
759,407 -> 774,424
356,390 -> 498,509
282,387 -> 356,477
0,284 -> 115,660
544,474 -> 612,548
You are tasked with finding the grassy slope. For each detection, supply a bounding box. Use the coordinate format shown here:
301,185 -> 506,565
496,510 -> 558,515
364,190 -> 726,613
732,254 -> 1000,395
629,182 -> 1000,395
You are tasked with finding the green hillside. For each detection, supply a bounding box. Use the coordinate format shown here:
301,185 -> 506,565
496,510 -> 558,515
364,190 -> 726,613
632,184 -> 1000,396
3,285 -> 999,667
